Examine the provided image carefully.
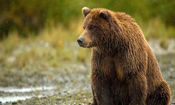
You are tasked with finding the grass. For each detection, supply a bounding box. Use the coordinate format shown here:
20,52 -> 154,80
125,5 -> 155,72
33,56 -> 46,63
0,19 -> 91,69
140,18 -> 175,39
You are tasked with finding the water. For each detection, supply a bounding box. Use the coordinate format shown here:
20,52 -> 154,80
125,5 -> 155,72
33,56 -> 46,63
0,86 -> 56,93
0,86 -> 56,104
0,96 -> 36,104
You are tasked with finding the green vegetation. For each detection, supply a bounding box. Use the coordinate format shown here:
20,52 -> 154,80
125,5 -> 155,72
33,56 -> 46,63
0,0 -> 175,38
0,20 -> 91,69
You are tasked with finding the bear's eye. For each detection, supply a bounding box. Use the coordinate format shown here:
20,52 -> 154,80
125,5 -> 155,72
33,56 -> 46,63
88,25 -> 96,30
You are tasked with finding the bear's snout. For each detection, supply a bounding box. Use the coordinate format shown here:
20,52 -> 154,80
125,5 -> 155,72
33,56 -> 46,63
77,32 -> 93,48
77,37 -> 84,47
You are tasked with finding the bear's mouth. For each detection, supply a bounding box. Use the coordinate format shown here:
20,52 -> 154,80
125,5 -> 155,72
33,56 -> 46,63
78,42 -> 94,48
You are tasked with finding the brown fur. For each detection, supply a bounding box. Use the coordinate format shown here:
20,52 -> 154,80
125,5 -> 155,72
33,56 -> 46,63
77,7 -> 171,105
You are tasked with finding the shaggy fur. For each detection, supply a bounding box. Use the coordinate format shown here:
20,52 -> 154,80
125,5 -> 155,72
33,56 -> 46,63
77,7 -> 171,105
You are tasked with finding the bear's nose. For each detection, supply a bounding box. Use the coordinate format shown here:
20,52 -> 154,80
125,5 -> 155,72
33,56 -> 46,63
77,38 -> 83,46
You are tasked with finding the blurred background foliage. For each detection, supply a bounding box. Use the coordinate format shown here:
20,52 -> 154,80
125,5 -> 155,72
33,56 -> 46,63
0,0 -> 175,68
0,0 -> 175,39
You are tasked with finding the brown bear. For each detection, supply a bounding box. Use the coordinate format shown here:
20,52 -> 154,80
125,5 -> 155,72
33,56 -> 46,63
77,7 -> 171,105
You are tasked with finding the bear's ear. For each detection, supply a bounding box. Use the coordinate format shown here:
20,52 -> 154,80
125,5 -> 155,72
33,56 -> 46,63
82,7 -> 91,17
99,10 -> 109,20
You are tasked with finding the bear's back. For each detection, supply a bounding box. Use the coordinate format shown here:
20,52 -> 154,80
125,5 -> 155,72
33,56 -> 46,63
115,12 -> 136,23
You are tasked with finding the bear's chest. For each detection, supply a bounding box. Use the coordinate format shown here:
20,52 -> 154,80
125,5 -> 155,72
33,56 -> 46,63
100,57 -> 115,76
91,55 -> 123,81
92,56 -> 116,79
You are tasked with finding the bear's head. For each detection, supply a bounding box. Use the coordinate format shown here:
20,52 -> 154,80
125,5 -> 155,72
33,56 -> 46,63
77,7 -> 117,49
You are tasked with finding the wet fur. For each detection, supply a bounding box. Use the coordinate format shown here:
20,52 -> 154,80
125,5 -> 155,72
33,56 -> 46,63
81,8 -> 171,105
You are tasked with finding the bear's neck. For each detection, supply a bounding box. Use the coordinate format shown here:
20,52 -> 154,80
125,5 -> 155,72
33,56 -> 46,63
93,40 -> 129,57
93,46 -> 119,57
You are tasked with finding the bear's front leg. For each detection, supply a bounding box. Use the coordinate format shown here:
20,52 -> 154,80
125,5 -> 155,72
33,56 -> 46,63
90,97 -> 97,105
90,87 -> 97,105
128,72 -> 147,105
91,77 -> 115,105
